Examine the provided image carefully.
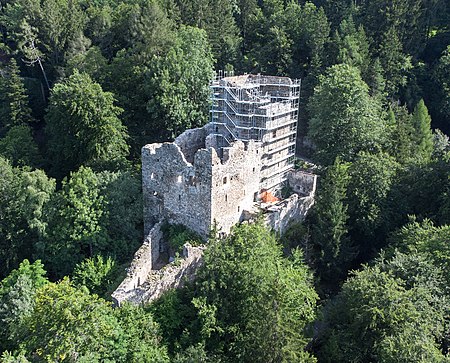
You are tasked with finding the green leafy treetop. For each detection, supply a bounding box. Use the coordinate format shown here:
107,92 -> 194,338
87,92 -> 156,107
13,278 -> 169,362
308,64 -> 386,165
0,259 -> 48,353
318,251 -> 449,363
193,221 -> 318,362
146,25 -> 214,140
45,71 -> 129,179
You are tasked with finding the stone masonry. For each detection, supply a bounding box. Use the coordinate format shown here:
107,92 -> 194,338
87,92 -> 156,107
142,126 -> 261,239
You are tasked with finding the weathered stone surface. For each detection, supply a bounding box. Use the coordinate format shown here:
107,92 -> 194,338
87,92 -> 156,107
112,222 -> 164,305
114,116 -> 318,306
112,243 -> 206,306
288,170 -> 317,197
264,194 -> 315,234
142,125 -> 261,238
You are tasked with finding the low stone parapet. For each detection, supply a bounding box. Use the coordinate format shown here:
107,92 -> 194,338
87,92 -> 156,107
112,242 -> 206,306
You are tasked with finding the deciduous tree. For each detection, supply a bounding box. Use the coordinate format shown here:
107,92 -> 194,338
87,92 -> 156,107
308,64 -> 385,165
193,222 -> 318,362
45,71 -> 129,178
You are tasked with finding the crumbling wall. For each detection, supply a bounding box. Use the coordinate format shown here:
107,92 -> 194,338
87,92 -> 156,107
143,133 -> 263,238
211,140 -> 261,235
265,194 -> 315,234
112,243 -> 206,306
142,141 -> 213,238
111,222 -> 163,305
288,170 -> 317,197
174,126 -> 208,164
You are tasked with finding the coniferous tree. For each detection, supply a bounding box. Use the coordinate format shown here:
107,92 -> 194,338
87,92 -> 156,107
0,59 -> 33,132
366,57 -> 386,99
377,27 -> 412,98
333,17 -> 371,79
412,99 -> 434,162
390,105 -> 416,163
432,45 -> 450,131
310,157 -> 354,286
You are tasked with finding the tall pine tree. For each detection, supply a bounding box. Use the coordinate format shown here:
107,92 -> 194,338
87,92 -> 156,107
310,157 -> 354,288
0,59 -> 34,133
412,99 -> 434,161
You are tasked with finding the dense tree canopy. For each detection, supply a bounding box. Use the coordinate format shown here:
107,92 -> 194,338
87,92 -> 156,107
191,222 -> 318,362
45,71 -> 129,178
0,0 -> 449,360
308,64 -> 386,165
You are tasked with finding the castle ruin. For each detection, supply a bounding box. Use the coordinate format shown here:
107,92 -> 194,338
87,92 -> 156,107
112,74 -> 317,306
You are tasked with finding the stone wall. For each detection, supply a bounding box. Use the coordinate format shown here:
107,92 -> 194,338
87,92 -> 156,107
262,170 -> 317,234
288,170 -> 317,197
210,140 -> 261,235
142,127 -> 262,238
174,126 -> 208,164
142,141 -> 213,238
111,222 -> 163,305
112,243 -> 206,306
265,194 -> 315,234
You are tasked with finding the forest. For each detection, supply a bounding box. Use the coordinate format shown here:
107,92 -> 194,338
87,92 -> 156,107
0,0 -> 450,361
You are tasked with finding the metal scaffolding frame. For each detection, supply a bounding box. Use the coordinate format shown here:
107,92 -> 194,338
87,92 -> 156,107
210,74 -> 300,192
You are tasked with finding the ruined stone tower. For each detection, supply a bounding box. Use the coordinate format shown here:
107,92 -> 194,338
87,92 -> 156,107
142,74 -> 312,240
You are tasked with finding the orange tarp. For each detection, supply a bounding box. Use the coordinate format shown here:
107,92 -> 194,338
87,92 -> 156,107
260,190 -> 279,203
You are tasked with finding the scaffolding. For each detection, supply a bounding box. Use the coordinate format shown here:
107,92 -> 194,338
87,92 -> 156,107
210,74 -> 300,192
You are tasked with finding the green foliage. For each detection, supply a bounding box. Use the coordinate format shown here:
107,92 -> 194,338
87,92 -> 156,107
146,26 -> 214,140
38,166 -> 142,278
390,219 -> 450,285
96,169 -> 143,254
0,157 -> 55,278
0,351 -> 30,363
13,279 -> 169,362
389,106 -> 409,162
377,26 -> 413,97
1,0 -> 87,82
162,223 -> 203,255
39,166 -> 108,276
148,289 -> 190,352
357,0 -> 432,57
45,71 -> 129,178
176,0 -> 241,69
0,126 -> 41,168
309,158 -> 354,286
72,255 -> 118,297
246,1 -> 330,77
193,222 -> 318,362
347,151 -> 399,254
17,279 -> 117,361
0,260 -> 48,353
308,64 -> 386,165
432,45 -> 450,130
0,59 -> 34,132
411,99 -> 434,161
332,16 -> 371,78
114,303 -> 170,362
172,344 -> 211,363
318,251 -> 449,362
